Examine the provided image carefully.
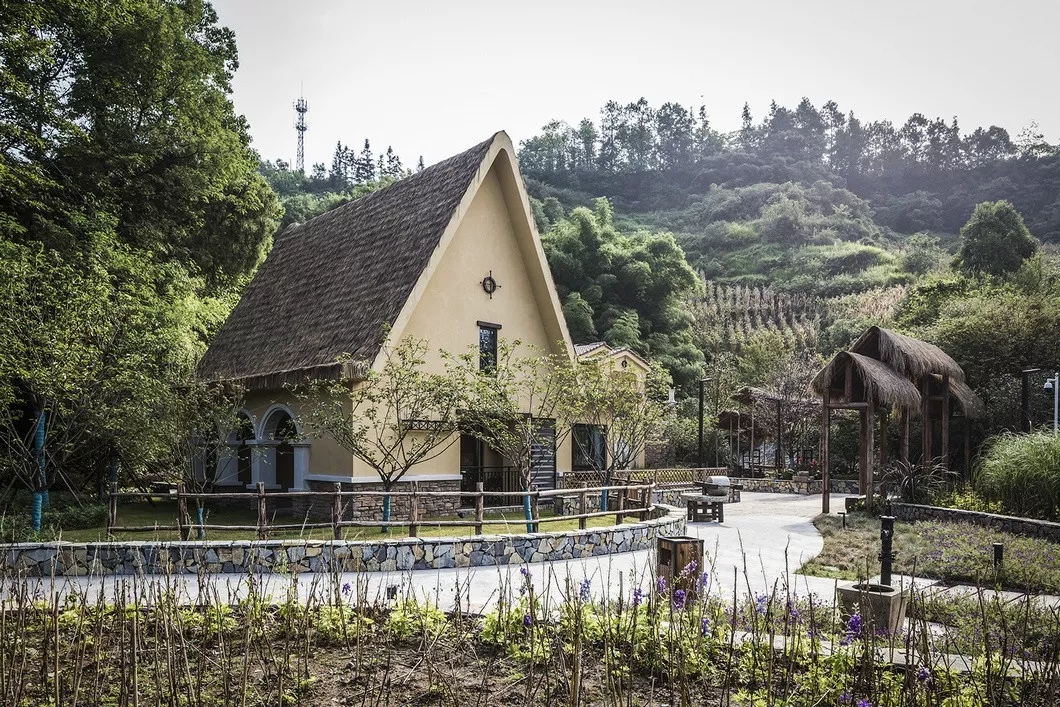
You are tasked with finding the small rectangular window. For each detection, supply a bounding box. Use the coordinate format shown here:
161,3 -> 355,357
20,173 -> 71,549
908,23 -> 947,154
479,324 -> 498,371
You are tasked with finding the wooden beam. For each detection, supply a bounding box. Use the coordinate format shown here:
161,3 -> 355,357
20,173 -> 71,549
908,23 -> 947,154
879,410 -> 889,470
941,374 -> 951,470
921,376 -> 931,468
860,390 -> 875,497
827,402 -> 870,410
821,389 -> 830,514
900,410 -> 910,465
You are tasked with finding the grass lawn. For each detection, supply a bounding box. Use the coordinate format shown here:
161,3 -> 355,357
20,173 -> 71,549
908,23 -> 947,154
801,511 -> 1060,593
56,499 -> 638,543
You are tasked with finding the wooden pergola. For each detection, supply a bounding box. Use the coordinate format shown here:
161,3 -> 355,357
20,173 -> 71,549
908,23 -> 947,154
810,327 -> 983,513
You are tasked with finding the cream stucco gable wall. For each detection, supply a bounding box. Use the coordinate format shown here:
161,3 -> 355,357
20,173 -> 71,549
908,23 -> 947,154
395,159 -> 573,482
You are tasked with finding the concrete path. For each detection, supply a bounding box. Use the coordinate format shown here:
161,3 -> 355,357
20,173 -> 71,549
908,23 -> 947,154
7,493 -> 856,611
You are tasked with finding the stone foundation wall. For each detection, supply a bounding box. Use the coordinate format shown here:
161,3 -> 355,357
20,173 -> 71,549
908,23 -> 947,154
2,505 -> 685,576
292,479 -> 462,522
891,503 -> 1060,542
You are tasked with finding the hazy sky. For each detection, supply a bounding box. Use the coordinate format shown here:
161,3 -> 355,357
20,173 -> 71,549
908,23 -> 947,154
212,0 -> 1060,169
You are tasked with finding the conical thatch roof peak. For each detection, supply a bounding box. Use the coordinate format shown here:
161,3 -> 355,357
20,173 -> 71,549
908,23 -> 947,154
850,326 -> 965,384
810,351 -> 923,412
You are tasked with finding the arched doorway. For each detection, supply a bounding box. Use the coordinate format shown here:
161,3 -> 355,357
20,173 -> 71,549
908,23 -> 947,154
262,406 -> 302,489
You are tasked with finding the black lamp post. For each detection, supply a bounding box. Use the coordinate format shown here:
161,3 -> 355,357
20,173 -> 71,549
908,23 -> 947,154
698,378 -> 713,468
1022,368 -> 1042,432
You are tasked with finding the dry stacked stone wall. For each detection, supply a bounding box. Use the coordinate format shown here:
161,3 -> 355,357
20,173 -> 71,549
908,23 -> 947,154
2,505 -> 685,577
293,479 -> 462,521
735,478 -> 862,495
891,503 -> 1060,542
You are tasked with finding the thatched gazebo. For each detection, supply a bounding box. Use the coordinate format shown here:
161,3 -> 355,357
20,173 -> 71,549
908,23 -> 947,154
810,327 -> 983,512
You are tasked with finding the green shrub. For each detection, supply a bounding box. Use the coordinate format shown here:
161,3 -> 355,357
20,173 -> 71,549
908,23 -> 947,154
934,488 -> 1004,515
975,432 -> 1060,520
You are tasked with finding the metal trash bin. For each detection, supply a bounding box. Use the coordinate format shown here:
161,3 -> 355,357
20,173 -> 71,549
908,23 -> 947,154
657,535 -> 704,596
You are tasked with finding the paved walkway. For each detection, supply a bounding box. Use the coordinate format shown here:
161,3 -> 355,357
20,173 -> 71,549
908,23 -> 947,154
7,493 -> 857,611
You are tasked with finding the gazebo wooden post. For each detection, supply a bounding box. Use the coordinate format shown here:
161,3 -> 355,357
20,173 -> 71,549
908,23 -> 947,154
821,389 -> 830,514
921,377 -> 931,468
879,410 -> 889,471
749,409 -> 755,473
860,392 -> 874,497
900,411 -> 910,465
963,416 -> 971,479
941,374 -> 951,470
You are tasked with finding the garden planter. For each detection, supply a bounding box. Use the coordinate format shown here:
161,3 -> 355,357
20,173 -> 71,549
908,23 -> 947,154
835,582 -> 908,635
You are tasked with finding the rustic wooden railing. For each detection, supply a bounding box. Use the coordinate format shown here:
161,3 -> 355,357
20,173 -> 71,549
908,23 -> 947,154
105,480 -> 656,541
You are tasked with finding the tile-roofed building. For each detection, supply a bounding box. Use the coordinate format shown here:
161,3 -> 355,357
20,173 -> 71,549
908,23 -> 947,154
198,132 -> 576,498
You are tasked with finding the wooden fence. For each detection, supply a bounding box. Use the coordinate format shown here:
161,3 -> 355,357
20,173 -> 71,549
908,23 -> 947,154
561,468 -> 729,489
106,480 -> 656,541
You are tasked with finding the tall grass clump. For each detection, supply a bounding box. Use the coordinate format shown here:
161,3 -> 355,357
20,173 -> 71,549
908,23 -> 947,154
975,431 -> 1060,520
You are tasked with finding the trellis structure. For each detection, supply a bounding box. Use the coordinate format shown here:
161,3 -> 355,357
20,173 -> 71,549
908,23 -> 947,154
810,327 -> 983,513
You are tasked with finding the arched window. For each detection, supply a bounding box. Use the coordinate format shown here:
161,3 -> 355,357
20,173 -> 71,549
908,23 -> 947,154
262,407 -> 300,489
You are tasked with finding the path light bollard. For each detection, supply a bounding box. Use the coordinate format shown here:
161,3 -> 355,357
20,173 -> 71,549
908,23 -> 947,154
878,515 -> 897,587
529,484 -> 540,533
108,481 -> 118,536
578,483 -> 588,530
993,542 -> 1004,572
409,481 -> 420,538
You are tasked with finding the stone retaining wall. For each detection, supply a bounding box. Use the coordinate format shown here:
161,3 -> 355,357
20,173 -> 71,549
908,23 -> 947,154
735,477 -> 862,495
891,503 -> 1060,542
294,479 -> 462,521
1,505 -> 685,577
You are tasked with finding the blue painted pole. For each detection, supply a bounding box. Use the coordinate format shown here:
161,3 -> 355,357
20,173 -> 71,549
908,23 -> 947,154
31,410 -> 47,531
523,488 -> 533,533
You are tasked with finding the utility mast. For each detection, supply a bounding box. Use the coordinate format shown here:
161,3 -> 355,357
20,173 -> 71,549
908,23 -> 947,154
294,96 -> 308,173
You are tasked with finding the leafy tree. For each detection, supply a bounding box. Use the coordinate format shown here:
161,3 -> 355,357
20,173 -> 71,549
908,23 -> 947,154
954,201 -> 1039,277
0,0 -> 279,290
458,342 -> 581,530
357,139 -> 375,183
577,359 -> 670,505
541,198 -> 703,389
304,337 -> 465,525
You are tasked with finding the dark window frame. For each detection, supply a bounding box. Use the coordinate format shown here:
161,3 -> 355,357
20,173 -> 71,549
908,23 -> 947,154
478,322 -> 500,371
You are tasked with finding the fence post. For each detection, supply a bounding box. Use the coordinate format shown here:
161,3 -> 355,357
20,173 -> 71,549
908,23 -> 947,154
176,482 -> 189,541
475,481 -> 484,535
256,481 -> 267,540
331,482 -> 343,541
578,483 -> 587,531
107,482 -> 118,536
616,485 -> 627,525
409,481 -> 419,538
530,484 -> 540,533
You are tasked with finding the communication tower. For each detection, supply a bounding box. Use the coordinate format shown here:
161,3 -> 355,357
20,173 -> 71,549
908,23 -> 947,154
294,97 -> 308,173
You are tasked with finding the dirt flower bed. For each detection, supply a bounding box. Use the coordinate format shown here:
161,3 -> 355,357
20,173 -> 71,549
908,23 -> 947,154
2,564 -> 1058,706
802,511 -> 1060,592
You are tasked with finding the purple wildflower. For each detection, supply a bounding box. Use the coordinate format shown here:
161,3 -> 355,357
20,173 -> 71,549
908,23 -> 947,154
632,587 -> 644,608
520,566 -> 530,578
523,613 -> 533,628
673,589 -> 686,610
699,571 -> 710,589
579,578 -> 591,603
857,699 -> 872,707
754,593 -> 768,615
680,560 -> 698,577
917,666 -> 932,684
700,617 -> 710,636
657,576 -> 668,594
839,694 -> 852,705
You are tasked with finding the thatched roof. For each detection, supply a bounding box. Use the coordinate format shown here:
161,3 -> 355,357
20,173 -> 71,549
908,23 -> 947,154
810,351 -> 923,412
931,374 -> 985,418
850,326 -> 965,384
198,134 -> 497,387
